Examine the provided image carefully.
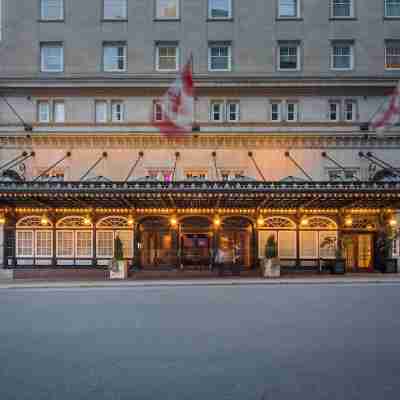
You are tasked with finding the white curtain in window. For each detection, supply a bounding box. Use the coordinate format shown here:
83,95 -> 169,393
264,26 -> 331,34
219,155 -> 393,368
278,231 -> 297,258
279,0 -> 297,17
41,0 -> 63,20
57,231 -> 74,257
300,231 -> 318,259
36,231 -> 53,258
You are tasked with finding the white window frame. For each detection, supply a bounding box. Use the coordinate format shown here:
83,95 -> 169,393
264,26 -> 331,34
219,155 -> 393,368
278,0 -> 300,18
329,101 -> 341,122
226,101 -> 240,122
41,0 -> 64,20
208,0 -> 232,19
56,230 -> 75,258
156,0 -> 180,19
277,231 -> 297,259
210,101 -> 225,122
286,101 -> 299,122
16,230 -> 34,258
385,43 -> 400,70
278,43 -> 300,71
35,230 -> 53,258
41,43 -> 64,73
270,102 -> 282,122
300,230 -> 319,259
53,100 -> 65,123
96,230 -> 114,258
75,230 -> 93,259
331,43 -> 354,71
331,0 -> 354,18
103,0 -> 128,20
103,43 -> 127,72
95,100 -> 108,123
111,101 -> 125,122
344,99 -> 357,122
156,44 -> 179,72
208,44 -> 232,72
38,101 -> 51,123
385,0 -> 400,17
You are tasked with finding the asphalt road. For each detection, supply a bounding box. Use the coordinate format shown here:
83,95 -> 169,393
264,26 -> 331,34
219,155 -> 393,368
0,284 -> 399,400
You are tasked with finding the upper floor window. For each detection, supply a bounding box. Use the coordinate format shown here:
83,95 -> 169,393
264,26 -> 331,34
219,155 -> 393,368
37,100 -> 65,123
111,101 -> 125,122
95,101 -> 108,123
385,41 -> 400,69
38,101 -> 51,123
156,0 -> 179,19
156,44 -> 179,71
385,0 -> 400,17
331,42 -> 353,70
208,0 -> 232,19
278,42 -> 300,71
286,102 -> 298,122
278,0 -> 299,18
208,43 -> 232,71
270,102 -> 282,122
329,101 -> 340,121
103,0 -> 127,19
41,43 -> 64,72
344,100 -> 357,122
53,101 -> 65,123
210,101 -> 224,122
331,0 -> 353,18
227,101 -> 240,122
103,42 -> 127,72
41,0 -> 64,20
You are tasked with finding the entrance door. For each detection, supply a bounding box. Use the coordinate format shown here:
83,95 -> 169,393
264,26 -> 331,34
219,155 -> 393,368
343,234 -> 373,271
182,234 -> 211,269
358,234 -> 373,270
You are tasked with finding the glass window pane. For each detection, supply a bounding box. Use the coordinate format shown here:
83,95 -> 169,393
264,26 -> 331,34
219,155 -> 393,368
279,46 -> 298,69
17,231 -> 34,257
157,0 -> 178,18
54,102 -> 65,123
76,231 -> 92,258
38,102 -> 50,122
104,0 -> 127,19
41,45 -> 63,72
95,101 -> 108,123
333,0 -> 351,17
209,0 -> 231,18
36,231 -> 53,257
57,231 -> 74,257
97,231 -> 114,258
103,45 -> 126,71
279,0 -> 297,17
41,0 -> 63,20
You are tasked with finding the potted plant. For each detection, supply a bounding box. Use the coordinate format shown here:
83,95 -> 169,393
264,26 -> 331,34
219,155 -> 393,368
109,235 -> 128,279
320,236 -> 346,274
262,235 -> 280,278
376,225 -> 398,273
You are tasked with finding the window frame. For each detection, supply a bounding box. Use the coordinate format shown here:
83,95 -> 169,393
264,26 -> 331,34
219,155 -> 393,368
278,0 -> 300,19
278,43 -> 300,71
286,101 -> 299,122
156,44 -> 179,72
35,230 -> 53,258
38,101 -> 51,123
208,0 -> 233,20
331,42 -> 354,71
75,230 -> 93,259
210,101 -> 225,122
385,42 -> 400,70
40,42 -> 64,73
96,230 -> 114,258
103,42 -> 127,72
331,0 -> 354,18
16,230 -> 35,258
40,0 -> 64,21
56,230 -> 75,258
328,101 -> 341,122
95,100 -> 109,123
270,101 -> 282,122
103,0 -> 128,20
53,100 -> 65,123
208,44 -> 232,72
111,100 -> 125,123
385,0 -> 400,18
226,101 -> 240,122
155,0 -> 180,20
344,99 -> 357,122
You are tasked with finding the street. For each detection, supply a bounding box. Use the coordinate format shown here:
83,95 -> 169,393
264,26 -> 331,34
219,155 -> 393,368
0,284 -> 399,400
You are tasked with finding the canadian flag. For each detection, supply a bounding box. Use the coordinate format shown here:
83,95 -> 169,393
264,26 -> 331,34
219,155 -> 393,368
153,57 -> 194,136
371,81 -> 400,134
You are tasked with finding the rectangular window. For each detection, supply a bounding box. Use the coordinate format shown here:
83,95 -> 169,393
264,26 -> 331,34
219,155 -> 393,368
278,231 -> 297,258
156,44 -> 179,71
344,100 -> 357,121
76,231 -> 92,258
57,231 -> 74,257
103,43 -> 127,72
36,231 -> 53,258
95,101 -> 108,123
226,101 -> 240,122
153,101 -> 164,121
208,0 -> 232,19
329,101 -> 340,121
300,231 -> 318,259
116,231 -> 133,258
38,101 -> 50,123
53,101 -> 65,123
385,0 -> 400,17
385,42 -> 400,69
331,0 -> 353,17
278,43 -> 299,70
271,102 -> 281,121
278,0 -> 299,18
111,101 -> 124,122
209,44 -> 231,71
156,0 -> 179,19
286,102 -> 298,121
41,43 -> 64,72
97,231 -> 114,258
16,231 -> 34,258
104,0 -> 127,19
331,43 -> 353,70
41,0 -> 64,20
210,102 -> 224,122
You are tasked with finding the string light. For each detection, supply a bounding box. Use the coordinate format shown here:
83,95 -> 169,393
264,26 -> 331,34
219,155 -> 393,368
127,215 -> 134,226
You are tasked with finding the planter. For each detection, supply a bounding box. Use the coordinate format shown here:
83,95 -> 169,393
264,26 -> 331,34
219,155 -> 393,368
383,258 -> 398,274
333,258 -> 346,275
109,260 -> 128,280
262,257 -> 280,278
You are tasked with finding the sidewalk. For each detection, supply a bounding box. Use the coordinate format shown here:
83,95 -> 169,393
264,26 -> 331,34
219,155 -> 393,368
1,274 -> 400,289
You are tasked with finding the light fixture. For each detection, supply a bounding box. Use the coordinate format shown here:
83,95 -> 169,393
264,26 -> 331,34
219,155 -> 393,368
41,214 -> 49,226
257,215 -> 265,227
300,217 -> 309,226
345,216 -> 353,227
83,215 -> 91,225
170,216 -> 178,228
389,218 -> 397,227
0,214 -> 6,225
127,215 -> 134,226
213,216 -> 221,228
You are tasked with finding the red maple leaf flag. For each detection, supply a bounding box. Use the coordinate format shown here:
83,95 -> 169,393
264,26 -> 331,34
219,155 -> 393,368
371,81 -> 400,134
153,56 -> 194,136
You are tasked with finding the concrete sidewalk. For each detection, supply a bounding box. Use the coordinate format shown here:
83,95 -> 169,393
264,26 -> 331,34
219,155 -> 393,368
1,275 -> 400,289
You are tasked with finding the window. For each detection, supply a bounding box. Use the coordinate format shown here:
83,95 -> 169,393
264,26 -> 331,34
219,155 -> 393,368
210,102 -> 224,122
385,0 -> 400,17
16,231 -> 34,257
36,231 -> 53,258
208,0 -> 232,19
319,232 -> 337,259
116,231 -> 133,258
185,170 -> 208,180
286,102 -> 298,121
226,101 -> 240,122
38,101 -> 50,123
270,102 -> 281,121
327,168 -> 359,181
57,231 -> 74,257
41,0 -> 64,20
97,231 -> 114,258
41,43 -> 63,72
111,101 -> 124,122
344,100 -> 357,121
329,101 -> 340,121
156,0 -> 179,19
103,43 -> 126,72
278,42 -> 299,70
208,43 -> 231,71
103,0 -> 127,19
300,231 -> 318,259
156,44 -> 179,71
95,101 -> 108,123
385,41 -> 400,69
331,0 -> 353,18
331,43 -> 353,70
278,231 -> 297,258
76,231 -> 92,258
278,0 -> 299,18
53,101 -> 65,123
153,101 -> 164,121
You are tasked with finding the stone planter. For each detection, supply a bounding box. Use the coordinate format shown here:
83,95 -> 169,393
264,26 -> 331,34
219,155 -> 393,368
109,260 -> 128,280
262,257 -> 280,278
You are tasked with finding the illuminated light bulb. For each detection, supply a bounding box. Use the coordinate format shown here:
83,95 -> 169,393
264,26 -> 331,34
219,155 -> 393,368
345,216 -> 353,227
127,215 -> 134,226
170,216 -> 178,227
0,214 -> 6,225
41,214 -> 49,226
213,216 -> 221,228
257,215 -> 265,227
301,217 -> 309,226
83,215 -> 91,225
389,218 -> 397,227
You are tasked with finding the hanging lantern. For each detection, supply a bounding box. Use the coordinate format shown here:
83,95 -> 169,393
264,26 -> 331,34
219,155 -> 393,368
345,216 -> 353,227
41,214 -> 49,226
83,215 -> 91,225
257,215 -> 265,227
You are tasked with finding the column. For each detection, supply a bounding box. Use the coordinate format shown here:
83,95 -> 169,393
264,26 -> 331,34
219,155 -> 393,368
0,222 -> 4,269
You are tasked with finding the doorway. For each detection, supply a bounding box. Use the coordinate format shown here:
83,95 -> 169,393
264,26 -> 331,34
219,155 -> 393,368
181,234 -> 212,268
343,234 -> 374,271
